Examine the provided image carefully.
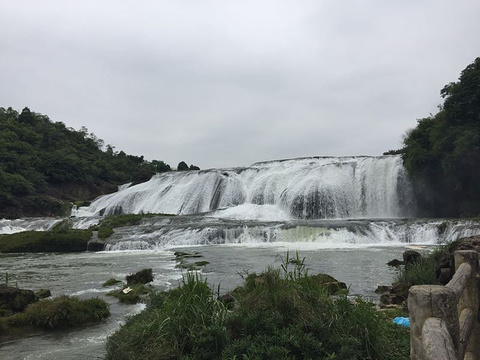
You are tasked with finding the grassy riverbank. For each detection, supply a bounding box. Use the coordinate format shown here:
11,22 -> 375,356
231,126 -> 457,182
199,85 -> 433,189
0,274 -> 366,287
0,229 -> 92,253
0,295 -> 110,337
106,256 -> 410,360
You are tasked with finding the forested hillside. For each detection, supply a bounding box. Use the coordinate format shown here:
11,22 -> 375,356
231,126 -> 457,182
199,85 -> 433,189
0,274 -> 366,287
397,57 -> 480,217
0,107 -> 177,218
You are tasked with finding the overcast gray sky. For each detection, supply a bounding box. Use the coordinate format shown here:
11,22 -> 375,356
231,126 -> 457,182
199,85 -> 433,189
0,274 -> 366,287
1,1 -> 479,169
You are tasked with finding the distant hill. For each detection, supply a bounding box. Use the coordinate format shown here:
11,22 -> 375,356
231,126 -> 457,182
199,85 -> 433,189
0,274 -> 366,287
0,107 -> 176,218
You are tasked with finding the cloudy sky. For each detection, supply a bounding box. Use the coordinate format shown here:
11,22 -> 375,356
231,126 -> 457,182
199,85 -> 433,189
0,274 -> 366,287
1,1 -> 479,169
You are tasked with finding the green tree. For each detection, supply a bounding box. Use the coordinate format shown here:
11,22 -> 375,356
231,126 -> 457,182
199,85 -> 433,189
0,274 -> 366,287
0,107 -> 178,217
177,161 -> 189,171
402,57 -> 480,216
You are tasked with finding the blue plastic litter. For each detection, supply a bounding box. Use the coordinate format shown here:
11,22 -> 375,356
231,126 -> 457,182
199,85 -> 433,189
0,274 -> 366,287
393,316 -> 410,327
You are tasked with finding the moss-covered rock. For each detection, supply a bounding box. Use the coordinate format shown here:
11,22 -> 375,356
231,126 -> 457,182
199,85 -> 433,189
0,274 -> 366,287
0,286 -> 37,315
126,269 -> 153,285
103,278 -> 123,287
34,289 -> 52,299
107,284 -> 151,304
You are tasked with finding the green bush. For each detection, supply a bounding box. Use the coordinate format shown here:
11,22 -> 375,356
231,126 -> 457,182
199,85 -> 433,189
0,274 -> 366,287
97,226 -> 114,240
7,296 -> 109,329
0,229 -> 93,253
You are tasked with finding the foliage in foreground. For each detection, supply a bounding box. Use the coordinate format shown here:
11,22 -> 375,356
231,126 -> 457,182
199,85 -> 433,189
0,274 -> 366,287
1,296 -> 109,331
106,256 -> 409,360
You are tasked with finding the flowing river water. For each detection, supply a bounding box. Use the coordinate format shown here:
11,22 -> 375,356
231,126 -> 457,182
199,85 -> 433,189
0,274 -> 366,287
2,156 -> 480,359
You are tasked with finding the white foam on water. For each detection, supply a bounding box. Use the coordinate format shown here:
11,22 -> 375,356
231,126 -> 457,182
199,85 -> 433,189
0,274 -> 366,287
211,203 -> 291,221
0,218 -> 62,234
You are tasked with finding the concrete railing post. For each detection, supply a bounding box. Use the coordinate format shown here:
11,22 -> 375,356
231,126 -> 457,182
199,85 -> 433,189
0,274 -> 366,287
453,251 -> 480,357
409,285 -> 459,360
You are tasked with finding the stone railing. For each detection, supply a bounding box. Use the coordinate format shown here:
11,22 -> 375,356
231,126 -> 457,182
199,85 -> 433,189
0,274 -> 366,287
408,250 -> 480,360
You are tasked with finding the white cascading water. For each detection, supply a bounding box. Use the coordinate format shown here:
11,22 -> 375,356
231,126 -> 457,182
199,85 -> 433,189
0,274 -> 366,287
101,218 -> 480,251
85,156 -> 415,220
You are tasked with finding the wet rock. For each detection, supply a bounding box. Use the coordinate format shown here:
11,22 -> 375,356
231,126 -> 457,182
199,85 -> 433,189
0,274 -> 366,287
0,286 -> 38,314
403,250 -> 422,267
377,282 -> 409,309
87,241 -> 106,251
174,251 -> 202,259
126,269 -> 154,285
218,293 -> 236,309
375,285 -> 392,294
387,259 -> 404,267
35,289 -> 51,299
433,235 -> 480,284
450,235 -> 480,253
308,274 -> 347,295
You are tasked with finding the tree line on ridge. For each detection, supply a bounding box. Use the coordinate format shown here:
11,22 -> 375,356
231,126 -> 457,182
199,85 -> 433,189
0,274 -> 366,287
0,107 -> 198,218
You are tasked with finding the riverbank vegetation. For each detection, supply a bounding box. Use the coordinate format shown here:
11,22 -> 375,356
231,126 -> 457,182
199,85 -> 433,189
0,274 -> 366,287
4,296 -> 109,329
0,228 -> 92,253
395,57 -> 480,217
0,213 -> 178,253
105,256 -> 410,360
0,296 -> 110,336
96,213 -> 174,240
0,107 -> 199,219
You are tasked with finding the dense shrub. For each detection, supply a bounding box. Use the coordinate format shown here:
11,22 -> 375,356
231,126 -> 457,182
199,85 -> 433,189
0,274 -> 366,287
5,296 -> 109,329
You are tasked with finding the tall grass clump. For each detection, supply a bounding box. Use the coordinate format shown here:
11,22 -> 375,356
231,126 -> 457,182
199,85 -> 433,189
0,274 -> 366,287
106,272 -> 227,360
395,256 -> 439,289
106,253 -> 410,360
6,296 -> 109,329
224,252 -> 408,360
394,246 -> 450,291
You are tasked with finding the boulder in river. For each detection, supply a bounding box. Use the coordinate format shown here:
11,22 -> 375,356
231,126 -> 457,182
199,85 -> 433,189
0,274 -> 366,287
126,269 -> 154,285
403,250 -> 421,267
0,286 -> 37,315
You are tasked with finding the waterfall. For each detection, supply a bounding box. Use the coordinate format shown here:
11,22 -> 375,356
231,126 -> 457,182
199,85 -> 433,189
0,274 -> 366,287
85,155 -> 415,220
101,217 -> 480,251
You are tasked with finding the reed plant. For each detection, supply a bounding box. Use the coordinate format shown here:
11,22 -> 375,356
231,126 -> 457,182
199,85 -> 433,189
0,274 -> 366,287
106,272 -> 227,359
394,246 -> 448,291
